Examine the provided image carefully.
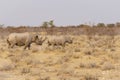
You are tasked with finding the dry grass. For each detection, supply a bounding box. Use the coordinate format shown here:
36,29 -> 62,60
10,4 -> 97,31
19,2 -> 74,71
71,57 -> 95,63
0,31 -> 120,80
1,26 -> 120,36
0,59 -> 15,71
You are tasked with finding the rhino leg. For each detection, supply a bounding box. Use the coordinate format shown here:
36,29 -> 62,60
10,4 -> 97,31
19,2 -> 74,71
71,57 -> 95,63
24,42 -> 28,50
8,43 -> 11,48
48,41 -> 52,46
24,45 -> 28,50
7,39 -> 11,48
24,43 -> 31,50
10,43 -> 15,48
62,44 -> 65,47
28,44 -> 31,50
61,42 -> 65,48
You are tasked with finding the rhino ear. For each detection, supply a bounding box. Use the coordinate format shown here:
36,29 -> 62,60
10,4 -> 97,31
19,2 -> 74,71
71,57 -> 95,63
35,35 -> 39,39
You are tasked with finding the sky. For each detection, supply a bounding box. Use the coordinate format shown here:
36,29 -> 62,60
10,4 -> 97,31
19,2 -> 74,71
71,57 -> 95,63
0,0 -> 120,26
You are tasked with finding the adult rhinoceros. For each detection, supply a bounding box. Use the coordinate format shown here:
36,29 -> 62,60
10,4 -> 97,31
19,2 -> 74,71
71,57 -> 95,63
7,32 -> 39,50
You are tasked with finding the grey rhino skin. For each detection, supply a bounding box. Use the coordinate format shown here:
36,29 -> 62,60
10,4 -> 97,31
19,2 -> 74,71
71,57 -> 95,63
47,35 -> 73,47
7,32 -> 39,50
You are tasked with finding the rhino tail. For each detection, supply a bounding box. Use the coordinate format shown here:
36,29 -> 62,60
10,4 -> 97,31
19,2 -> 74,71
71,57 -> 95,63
7,37 -> 11,46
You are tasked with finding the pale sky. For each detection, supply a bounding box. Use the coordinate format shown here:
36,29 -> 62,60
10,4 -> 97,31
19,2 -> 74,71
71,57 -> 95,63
0,0 -> 120,26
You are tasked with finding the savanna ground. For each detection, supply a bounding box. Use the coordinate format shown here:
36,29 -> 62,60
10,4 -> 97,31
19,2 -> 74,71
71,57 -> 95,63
0,27 -> 120,80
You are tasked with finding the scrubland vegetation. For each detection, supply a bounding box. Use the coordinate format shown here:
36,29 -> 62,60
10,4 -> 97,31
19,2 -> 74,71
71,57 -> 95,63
0,23 -> 120,80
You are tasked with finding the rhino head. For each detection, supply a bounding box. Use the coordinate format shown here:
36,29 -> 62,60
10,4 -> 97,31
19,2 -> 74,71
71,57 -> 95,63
31,34 -> 39,42
36,36 -> 47,45
65,36 -> 73,44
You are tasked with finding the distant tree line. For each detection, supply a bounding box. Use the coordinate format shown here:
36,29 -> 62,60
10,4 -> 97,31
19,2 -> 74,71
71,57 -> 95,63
77,22 -> 120,28
0,21 -> 120,36
41,21 -> 120,28
1,20 -> 120,28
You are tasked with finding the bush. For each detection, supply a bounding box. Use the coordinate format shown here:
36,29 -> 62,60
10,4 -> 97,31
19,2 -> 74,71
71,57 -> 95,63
79,61 -> 99,68
21,67 -> 30,74
0,59 -> 15,71
101,62 -> 115,70
97,23 -> 105,27
116,22 -> 120,27
84,73 -> 99,80
107,24 -> 115,27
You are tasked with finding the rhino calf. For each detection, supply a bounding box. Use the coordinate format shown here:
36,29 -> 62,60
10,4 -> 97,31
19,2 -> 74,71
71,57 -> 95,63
7,32 -> 39,50
47,35 -> 73,47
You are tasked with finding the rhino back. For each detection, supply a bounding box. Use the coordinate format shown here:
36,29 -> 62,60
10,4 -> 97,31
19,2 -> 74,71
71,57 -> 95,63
48,36 -> 65,45
16,33 -> 30,45
8,32 -> 31,46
